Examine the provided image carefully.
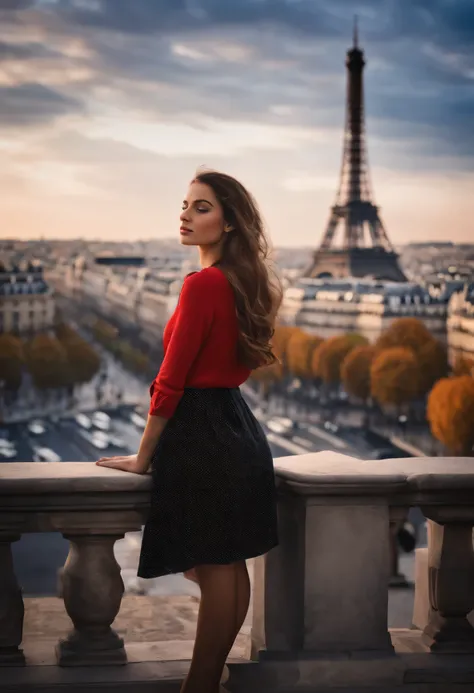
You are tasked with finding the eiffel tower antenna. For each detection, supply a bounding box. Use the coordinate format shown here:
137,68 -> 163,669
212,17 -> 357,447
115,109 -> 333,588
303,24 -> 406,282
353,14 -> 358,48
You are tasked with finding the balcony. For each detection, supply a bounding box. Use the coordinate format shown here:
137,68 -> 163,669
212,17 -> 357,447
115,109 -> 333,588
1,453 -> 474,692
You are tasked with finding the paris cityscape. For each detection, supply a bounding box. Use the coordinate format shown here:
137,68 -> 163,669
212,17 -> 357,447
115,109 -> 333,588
1,1 -> 474,691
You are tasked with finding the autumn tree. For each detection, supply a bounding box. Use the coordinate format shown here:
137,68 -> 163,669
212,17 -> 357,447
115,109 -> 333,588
286,331 -> 323,379
55,323 -> 101,387
376,318 -> 448,398
117,341 -> 150,376
427,376 -> 474,455
453,355 -> 474,377
93,319 -> 119,345
0,334 -> 24,397
416,338 -> 449,395
272,325 -> 301,372
370,347 -> 420,409
250,361 -> 284,399
341,345 -> 377,402
375,317 -> 433,355
313,334 -> 368,386
251,361 -> 283,384
25,334 -> 69,391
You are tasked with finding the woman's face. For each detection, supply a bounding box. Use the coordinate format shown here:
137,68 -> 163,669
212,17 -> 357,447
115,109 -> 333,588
179,181 -> 226,247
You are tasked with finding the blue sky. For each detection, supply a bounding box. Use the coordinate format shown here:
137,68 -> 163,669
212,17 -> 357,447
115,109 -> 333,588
0,0 -> 473,245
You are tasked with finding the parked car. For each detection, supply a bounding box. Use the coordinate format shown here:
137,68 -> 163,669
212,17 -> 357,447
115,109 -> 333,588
28,420 -> 46,436
90,430 -> 109,450
0,438 -> 17,459
266,417 -> 297,438
130,411 -> 147,429
371,448 -> 408,460
92,411 -> 111,431
324,421 -> 339,433
33,447 -> 62,462
108,433 -> 125,448
75,413 -> 92,430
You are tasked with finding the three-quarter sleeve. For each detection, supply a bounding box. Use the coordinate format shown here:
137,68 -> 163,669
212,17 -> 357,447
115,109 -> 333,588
149,271 -> 216,419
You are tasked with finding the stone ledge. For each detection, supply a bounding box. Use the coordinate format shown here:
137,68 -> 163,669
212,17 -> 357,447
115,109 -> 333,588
3,631 -> 474,693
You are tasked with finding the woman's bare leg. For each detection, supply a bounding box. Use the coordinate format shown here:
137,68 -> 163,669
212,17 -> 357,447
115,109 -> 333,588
184,562 -> 250,627
180,561 -> 251,693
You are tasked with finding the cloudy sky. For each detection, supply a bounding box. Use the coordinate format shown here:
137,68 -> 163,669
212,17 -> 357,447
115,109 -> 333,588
1,0 -> 473,247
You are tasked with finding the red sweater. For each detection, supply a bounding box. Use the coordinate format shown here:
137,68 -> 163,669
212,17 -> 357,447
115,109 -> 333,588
149,266 -> 251,419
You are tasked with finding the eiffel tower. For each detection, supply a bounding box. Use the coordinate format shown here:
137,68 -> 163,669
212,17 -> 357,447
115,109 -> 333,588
304,20 -> 407,282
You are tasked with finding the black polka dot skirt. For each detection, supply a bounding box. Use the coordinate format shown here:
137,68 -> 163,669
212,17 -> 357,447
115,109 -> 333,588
137,387 -> 279,578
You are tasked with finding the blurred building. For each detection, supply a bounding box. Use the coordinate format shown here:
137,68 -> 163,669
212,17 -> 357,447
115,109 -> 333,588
49,254 -> 191,347
447,282 -> 474,364
281,277 -> 463,343
0,260 -> 55,335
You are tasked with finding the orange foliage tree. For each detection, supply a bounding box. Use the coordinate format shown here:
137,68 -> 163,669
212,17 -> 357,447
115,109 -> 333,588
25,334 -> 69,391
250,361 -> 283,384
416,338 -> 449,395
341,345 -> 377,402
376,318 -> 447,398
286,331 -> 324,379
0,333 -> 24,394
427,376 -> 474,455
271,325 -> 298,371
375,317 -> 433,354
370,347 -> 420,408
313,334 -> 368,386
453,355 -> 474,377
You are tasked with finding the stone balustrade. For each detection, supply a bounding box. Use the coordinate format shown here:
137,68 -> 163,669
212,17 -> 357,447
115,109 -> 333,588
1,453 -> 474,691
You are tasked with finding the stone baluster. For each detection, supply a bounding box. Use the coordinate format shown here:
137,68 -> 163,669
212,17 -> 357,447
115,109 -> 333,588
421,517 -> 474,652
0,533 -> 25,666
57,533 -> 127,666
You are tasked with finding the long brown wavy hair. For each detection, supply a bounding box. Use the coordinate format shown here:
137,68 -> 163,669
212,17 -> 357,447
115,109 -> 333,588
193,169 -> 282,370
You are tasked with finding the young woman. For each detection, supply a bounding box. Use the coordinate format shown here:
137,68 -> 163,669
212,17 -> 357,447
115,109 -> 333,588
96,169 -> 282,693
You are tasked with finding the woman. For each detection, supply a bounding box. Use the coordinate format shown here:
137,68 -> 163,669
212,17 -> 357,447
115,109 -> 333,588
96,169 -> 281,693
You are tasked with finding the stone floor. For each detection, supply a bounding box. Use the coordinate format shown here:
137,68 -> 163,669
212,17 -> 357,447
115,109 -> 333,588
22,533 -> 417,657
22,594 -> 249,661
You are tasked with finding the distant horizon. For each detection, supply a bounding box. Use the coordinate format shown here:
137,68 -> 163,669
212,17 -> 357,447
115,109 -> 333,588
3,235 -> 473,251
1,1 -> 473,244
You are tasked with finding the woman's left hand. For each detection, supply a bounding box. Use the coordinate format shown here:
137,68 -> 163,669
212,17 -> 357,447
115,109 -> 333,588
96,454 -> 147,474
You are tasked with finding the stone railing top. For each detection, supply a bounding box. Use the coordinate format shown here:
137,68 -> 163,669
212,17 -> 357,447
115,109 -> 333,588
273,452 -> 474,497
274,452 -> 406,495
0,462 -> 152,494
2,454 -> 474,501
0,463 -> 152,535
